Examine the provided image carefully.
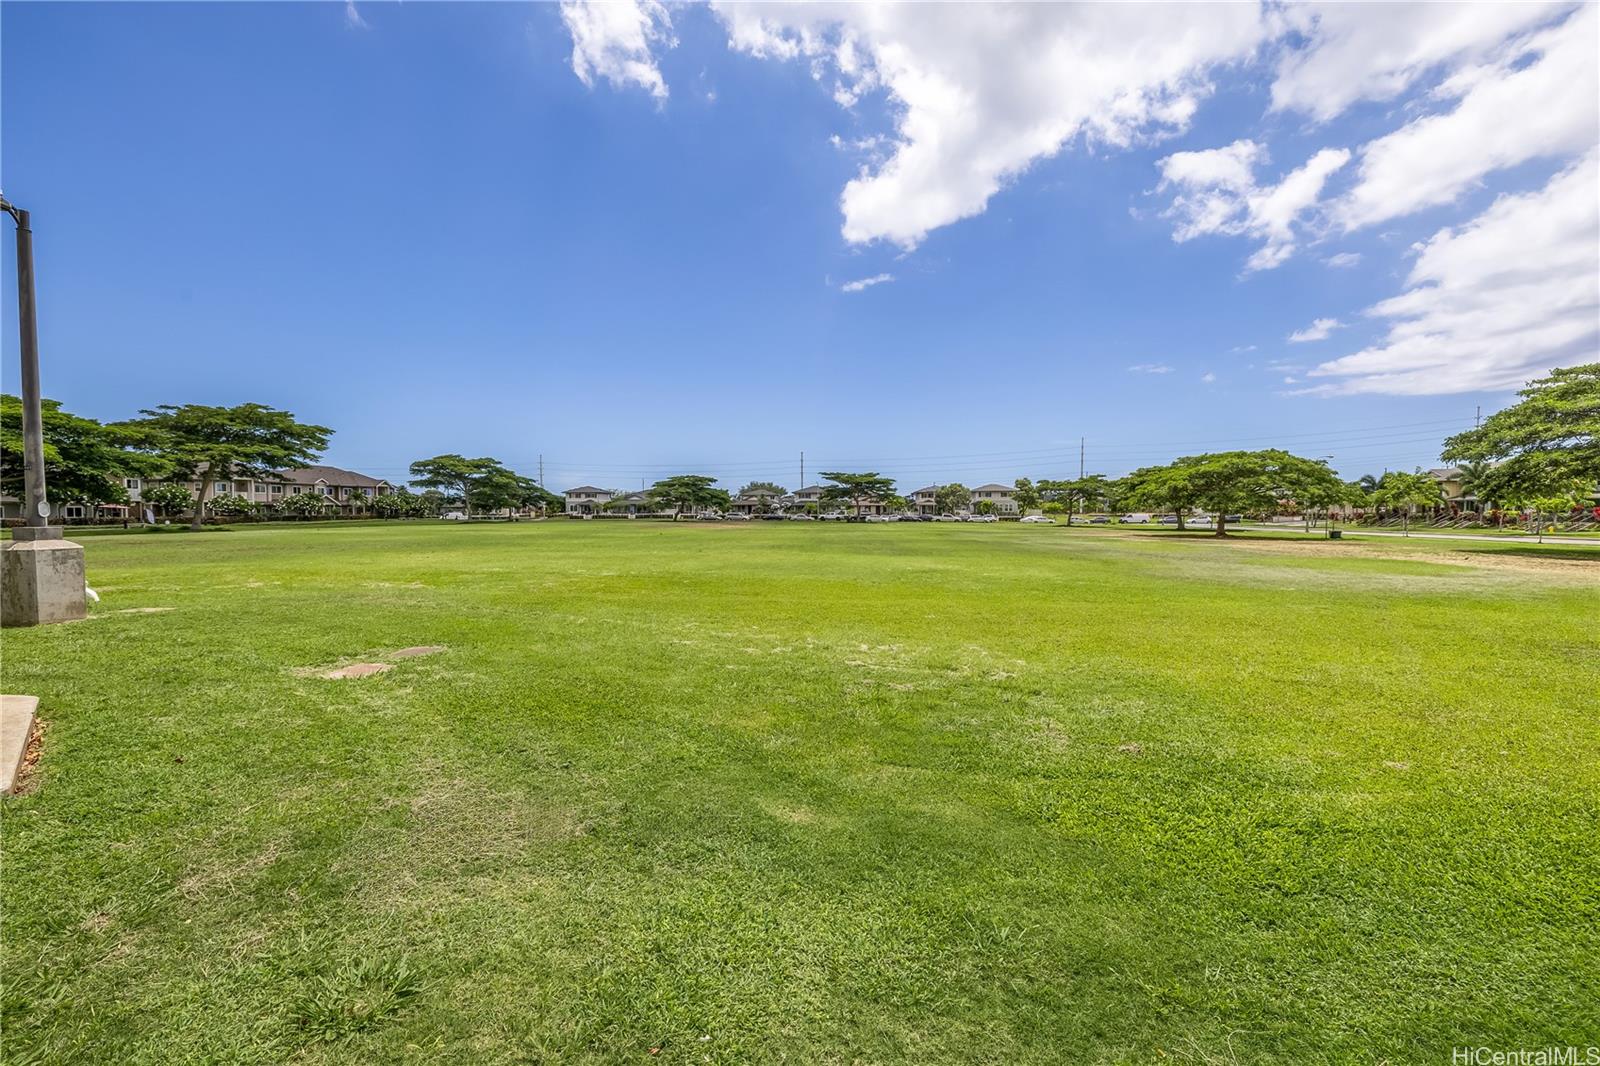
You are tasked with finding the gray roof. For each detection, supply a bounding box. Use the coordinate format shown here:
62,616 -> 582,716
565,485 -> 611,494
274,465 -> 389,489
911,486 -> 939,495
972,483 -> 1013,492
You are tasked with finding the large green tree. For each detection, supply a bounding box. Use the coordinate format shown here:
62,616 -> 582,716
1442,364 -> 1599,505
1371,470 -> 1441,536
819,472 -> 897,516
1039,475 -> 1109,526
933,483 -> 970,515
1129,451 -> 1345,536
1,395 -> 163,512
646,475 -> 727,520
120,404 -> 331,529
409,454 -> 486,513
1012,478 -> 1040,516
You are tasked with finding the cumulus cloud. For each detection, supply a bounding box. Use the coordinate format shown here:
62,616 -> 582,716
1324,252 -> 1362,268
840,273 -> 894,293
1336,5 -> 1599,230
1307,150 -> 1599,396
1269,1 -> 1569,121
1288,317 -> 1344,343
1157,139 -> 1351,271
560,0 -> 675,101
1201,371 -> 1217,384
709,3 -> 1268,248
1128,363 -> 1174,374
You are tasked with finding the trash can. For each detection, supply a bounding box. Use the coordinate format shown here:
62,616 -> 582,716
1327,530 -> 1342,540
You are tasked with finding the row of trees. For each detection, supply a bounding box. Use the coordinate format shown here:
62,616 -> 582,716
6,364 -> 1593,532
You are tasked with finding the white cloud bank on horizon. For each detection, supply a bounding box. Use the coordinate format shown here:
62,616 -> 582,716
1306,150 -> 1599,396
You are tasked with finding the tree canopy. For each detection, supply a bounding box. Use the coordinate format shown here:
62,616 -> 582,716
1038,475 -> 1109,525
933,483 -> 970,515
1,395 -> 163,508
737,481 -> 786,497
1127,450 -> 1344,535
1442,364 -> 1598,503
819,472 -> 896,514
647,475 -> 728,519
119,403 -> 330,529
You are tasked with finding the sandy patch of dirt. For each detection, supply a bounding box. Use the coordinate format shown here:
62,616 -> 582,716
115,606 -> 174,614
1195,536 -> 1597,575
318,663 -> 393,680
1117,742 -> 1145,756
1383,760 -> 1411,771
390,645 -> 446,659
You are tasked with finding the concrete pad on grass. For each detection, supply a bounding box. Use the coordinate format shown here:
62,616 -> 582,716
2,694 -> 39,795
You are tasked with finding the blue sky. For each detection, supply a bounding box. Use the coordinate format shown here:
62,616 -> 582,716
3,2 -> 1595,492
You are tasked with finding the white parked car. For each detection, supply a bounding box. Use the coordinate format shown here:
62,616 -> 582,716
970,514 -> 999,523
1020,514 -> 1053,524
441,511 -> 469,521
787,513 -> 814,521
865,514 -> 897,523
1121,513 -> 1152,523
819,511 -> 847,521
934,513 -> 960,522
724,512 -> 751,521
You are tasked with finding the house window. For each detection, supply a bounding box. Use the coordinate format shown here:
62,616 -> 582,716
271,484 -> 283,495
316,486 -> 330,496
63,504 -> 87,520
124,478 -> 141,490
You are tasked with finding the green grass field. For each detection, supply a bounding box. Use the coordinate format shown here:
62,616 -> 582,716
3,521 -> 1597,1063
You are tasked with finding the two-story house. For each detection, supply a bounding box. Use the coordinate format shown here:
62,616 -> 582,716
565,486 -> 614,515
970,483 -> 1018,514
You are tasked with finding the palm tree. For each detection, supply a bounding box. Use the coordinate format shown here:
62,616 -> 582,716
1454,459 -> 1493,516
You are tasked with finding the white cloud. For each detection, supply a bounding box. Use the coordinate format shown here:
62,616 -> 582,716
1323,252 -> 1362,268
1307,150 -> 1599,395
1287,317 -> 1344,343
1128,363 -> 1174,374
1336,5 -> 1599,229
1157,139 -> 1350,271
560,0 -> 675,101
840,273 -> 894,293
1230,344 -> 1257,353
1269,2 -> 1570,121
709,3 -> 1269,248
1201,371 -> 1217,384
344,0 -> 368,31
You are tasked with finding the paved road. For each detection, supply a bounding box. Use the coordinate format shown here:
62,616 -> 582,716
1234,524 -> 1599,549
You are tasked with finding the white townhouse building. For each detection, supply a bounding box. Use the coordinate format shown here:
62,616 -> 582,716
909,486 -> 942,515
564,486 -> 614,515
731,488 -> 784,515
970,483 -> 1018,514
12,464 -> 393,523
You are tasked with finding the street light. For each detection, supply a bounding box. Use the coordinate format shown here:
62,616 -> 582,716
1,194 -> 86,625
1,194 -> 53,532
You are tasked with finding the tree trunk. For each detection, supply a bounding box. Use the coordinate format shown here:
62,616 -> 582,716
1215,511 -> 1227,537
1175,509 -> 1186,531
190,473 -> 213,531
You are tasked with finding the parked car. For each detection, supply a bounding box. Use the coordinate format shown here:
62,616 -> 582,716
1157,515 -> 1180,525
970,514 -> 999,523
865,514 -> 897,523
1224,514 -> 1243,523
787,513 -> 814,521
1088,515 -> 1110,524
441,511 -> 469,521
819,511 -> 847,521
1020,515 -> 1053,524
699,512 -> 723,520
724,512 -> 751,521
1121,513 -> 1151,523
934,514 -> 960,522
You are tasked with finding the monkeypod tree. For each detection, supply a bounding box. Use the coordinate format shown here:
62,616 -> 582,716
1,395 -> 164,512
646,475 -> 726,520
408,454 -> 496,516
1443,363 -> 1599,505
819,472 -> 897,516
119,403 -> 331,530
1038,475 -> 1109,526
1131,450 -> 1345,536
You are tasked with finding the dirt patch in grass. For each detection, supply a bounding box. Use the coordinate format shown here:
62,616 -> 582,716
1199,536 -> 1597,575
1117,742 -> 1144,756
316,663 -> 393,680
114,606 -> 175,614
390,645 -> 446,659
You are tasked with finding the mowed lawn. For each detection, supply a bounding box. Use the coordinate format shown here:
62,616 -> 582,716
3,522 -> 1597,1064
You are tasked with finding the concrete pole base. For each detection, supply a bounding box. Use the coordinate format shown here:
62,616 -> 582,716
1,534 -> 87,626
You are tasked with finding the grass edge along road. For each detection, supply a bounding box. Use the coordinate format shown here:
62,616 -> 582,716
3,521 -> 1597,1063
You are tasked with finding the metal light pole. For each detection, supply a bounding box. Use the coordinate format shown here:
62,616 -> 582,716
2,195 -> 85,625
2,195 -> 53,532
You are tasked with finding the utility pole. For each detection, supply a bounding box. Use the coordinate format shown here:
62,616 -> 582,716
538,454 -> 543,488
1475,405 -> 1481,429
2,194 -> 87,625
1079,437 -> 1085,480
800,451 -> 804,490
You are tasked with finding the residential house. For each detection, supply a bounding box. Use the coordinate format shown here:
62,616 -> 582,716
8,464 -> 392,523
565,486 -> 613,515
970,483 -> 1018,514
609,491 -> 671,517
731,488 -> 783,515
909,486 -> 942,515
791,485 -> 824,512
